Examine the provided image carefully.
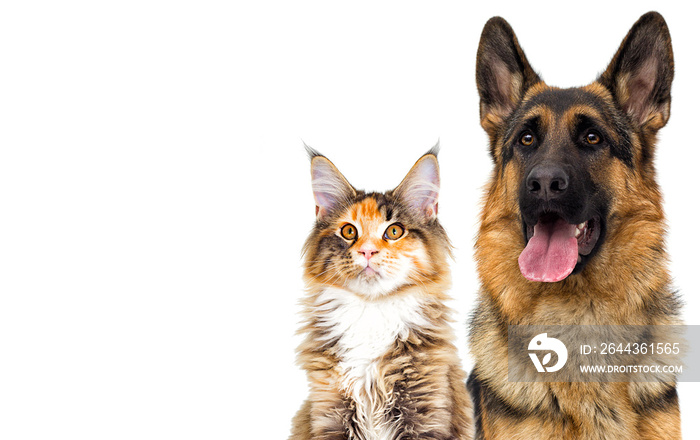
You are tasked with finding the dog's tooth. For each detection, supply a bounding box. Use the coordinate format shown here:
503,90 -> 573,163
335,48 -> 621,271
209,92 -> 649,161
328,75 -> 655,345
577,222 -> 586,230
575,228 -> 582,238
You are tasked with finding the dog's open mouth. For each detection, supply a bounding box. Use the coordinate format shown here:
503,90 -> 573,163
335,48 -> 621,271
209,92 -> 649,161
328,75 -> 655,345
519,213 -> 602,282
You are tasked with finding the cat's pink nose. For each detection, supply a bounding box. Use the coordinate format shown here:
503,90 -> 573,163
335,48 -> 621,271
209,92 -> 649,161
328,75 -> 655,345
358,247 -> 379,261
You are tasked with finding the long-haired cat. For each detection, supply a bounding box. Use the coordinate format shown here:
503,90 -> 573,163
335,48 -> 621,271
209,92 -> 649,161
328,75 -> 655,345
290,149 -> 473,440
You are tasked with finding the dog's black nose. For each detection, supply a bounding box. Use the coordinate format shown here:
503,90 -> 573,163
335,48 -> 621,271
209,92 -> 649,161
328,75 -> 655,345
526,164 -> 569,200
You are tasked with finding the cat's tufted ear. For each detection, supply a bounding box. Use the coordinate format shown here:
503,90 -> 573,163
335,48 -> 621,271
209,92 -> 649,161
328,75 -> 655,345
394,152 -> 440,220
597,12 -> 674,132
309,154 -> 356,219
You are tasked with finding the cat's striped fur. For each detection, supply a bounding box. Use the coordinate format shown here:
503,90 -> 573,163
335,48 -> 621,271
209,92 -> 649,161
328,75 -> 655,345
290,150 -> 473,440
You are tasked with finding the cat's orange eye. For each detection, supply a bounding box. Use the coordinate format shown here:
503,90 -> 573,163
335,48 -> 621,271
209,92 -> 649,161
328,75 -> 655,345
383,223 -> 405,240
340,223 -> 357,240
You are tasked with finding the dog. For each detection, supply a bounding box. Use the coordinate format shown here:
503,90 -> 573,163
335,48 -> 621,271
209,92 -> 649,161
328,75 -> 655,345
467,12 -> 681,439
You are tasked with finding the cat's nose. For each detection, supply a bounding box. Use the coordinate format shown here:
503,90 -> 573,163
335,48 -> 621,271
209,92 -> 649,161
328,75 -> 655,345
358,247 -> 379,261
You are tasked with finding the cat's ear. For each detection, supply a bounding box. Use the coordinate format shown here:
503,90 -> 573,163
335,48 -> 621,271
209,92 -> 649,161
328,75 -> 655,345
310,154 -> 356,219
394,152 -> 440,220
597,12 -> 674,132
476,17 -> 541,142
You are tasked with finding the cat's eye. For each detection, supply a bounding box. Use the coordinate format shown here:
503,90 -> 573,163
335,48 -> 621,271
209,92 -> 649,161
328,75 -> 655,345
520,132 -> 535,146
340,223 -> 357,240
383,223 -> 405,240
585,131 -> 601,145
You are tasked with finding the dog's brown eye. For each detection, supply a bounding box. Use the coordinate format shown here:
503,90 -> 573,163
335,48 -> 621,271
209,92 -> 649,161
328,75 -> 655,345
383,223 -> 404,240
586,132 -> 601,145
520,133 -> 534,146
340,223 -> 357,240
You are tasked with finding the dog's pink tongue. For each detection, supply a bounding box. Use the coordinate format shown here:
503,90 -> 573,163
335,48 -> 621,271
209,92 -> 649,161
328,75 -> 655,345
518,218 -> 578,282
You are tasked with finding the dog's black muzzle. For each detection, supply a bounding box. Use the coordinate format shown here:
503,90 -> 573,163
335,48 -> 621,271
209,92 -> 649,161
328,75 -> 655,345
518,160 -> 608,275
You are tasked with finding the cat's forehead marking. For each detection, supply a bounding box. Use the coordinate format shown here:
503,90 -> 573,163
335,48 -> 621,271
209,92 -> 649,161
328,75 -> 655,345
349,197 -> 383,223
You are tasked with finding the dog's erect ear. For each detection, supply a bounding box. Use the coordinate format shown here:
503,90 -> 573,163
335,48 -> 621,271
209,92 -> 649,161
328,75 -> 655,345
476,17 -> 541,141
598,12 -> 674,132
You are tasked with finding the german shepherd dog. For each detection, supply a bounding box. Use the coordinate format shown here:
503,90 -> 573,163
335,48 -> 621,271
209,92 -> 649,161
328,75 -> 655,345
467,12 -> 681,439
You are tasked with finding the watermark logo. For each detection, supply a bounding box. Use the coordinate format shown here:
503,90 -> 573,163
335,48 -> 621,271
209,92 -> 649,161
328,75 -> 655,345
528,333 -> 568,373
509,325 -> 689,382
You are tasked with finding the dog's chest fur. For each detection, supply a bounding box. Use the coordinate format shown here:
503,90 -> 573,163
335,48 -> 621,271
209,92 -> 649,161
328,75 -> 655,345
315,287 -> 428,439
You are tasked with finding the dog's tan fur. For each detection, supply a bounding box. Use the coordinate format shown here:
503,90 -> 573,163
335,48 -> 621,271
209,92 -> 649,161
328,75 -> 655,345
468,12 -> 681,439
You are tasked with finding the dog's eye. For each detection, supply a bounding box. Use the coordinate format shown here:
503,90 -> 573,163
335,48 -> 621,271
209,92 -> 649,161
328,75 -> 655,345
340,223 -> 358,240
520,132 -> 535,146
586,132 -> 601,145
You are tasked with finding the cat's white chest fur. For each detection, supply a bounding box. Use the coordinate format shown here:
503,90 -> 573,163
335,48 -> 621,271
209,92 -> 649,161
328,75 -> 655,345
315,287 -> 429,438
316,287 -> 428,366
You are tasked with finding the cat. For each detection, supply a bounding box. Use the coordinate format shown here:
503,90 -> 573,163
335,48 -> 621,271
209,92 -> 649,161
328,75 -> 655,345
290,148 -> 473,440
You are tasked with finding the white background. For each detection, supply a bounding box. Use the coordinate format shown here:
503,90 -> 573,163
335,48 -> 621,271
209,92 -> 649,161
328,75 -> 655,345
1,1 -> 698,438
